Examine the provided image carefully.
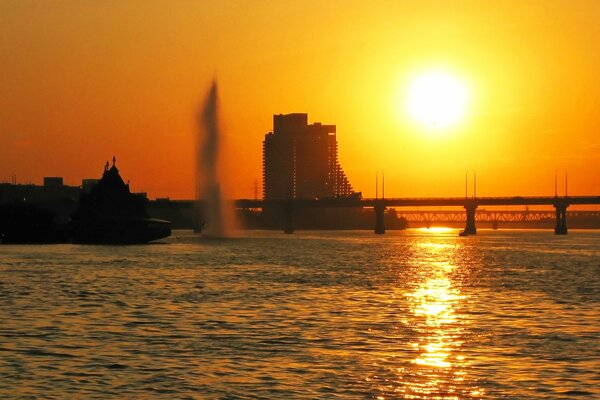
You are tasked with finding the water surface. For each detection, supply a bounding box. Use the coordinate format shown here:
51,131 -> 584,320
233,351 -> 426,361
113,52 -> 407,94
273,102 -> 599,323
1,229 -> 599,399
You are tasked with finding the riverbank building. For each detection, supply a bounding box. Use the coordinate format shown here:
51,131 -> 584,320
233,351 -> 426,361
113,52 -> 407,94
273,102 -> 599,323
262,113 -> 356,200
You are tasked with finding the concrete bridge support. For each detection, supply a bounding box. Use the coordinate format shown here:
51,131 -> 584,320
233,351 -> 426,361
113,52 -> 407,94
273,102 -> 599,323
282,200 -> 294,234
463,202 -> 477,235
554,204 -> 568,235
374,201 -> 386,234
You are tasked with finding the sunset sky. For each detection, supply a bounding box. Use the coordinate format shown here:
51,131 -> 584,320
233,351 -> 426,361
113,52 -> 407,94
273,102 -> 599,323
2,1 -> 600,199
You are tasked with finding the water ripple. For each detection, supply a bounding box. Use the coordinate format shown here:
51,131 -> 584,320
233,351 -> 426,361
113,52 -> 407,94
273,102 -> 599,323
1,230 -> 599,398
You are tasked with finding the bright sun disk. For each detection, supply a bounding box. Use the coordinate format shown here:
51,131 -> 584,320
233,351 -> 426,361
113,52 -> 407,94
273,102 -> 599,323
406,71 -> 468,129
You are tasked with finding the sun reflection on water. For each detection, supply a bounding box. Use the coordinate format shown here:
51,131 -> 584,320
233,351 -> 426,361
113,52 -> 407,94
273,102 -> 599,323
379,239 -> 485,399
409,272 -> 462,370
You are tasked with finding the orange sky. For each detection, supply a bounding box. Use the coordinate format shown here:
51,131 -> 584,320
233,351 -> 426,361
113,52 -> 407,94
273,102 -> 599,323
2,1 -> 600,199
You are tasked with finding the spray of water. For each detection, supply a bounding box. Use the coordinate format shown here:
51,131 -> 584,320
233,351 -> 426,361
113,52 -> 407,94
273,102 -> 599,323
197,80 -> 233,237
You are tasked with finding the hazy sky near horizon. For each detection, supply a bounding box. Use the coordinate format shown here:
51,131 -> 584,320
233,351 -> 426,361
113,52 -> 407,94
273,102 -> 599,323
2,0 -> 600,199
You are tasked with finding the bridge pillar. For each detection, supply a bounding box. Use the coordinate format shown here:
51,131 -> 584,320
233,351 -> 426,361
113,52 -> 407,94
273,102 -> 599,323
282,200 -> 294,234
463,202 -> 477,235
554,203 -> 568,235
374,200 -> 386,234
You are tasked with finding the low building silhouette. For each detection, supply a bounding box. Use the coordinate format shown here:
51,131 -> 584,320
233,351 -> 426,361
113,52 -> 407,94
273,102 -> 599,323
0,179 -> 79,205
0,158 -> 170,244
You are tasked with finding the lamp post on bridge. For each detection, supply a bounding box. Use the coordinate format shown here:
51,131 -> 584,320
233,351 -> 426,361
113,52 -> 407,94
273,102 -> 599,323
553,169 -> 569,234
374,170 -> 386,234
465,170 -> 477,198
462,170 -> 477,235
555,169 -> 568,197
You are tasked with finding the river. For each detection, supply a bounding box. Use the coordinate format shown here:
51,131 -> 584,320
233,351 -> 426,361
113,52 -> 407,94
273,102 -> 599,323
1,229 -> 599,399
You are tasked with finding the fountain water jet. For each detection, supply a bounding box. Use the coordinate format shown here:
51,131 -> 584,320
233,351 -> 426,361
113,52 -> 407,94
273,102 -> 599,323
196,80 -> 234,237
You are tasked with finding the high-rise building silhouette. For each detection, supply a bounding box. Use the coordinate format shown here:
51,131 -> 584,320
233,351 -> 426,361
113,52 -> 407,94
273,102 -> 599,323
262,113 -> 355,200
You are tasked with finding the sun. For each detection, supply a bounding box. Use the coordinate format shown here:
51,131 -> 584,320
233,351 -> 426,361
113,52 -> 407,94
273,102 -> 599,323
406,71 -> 468,129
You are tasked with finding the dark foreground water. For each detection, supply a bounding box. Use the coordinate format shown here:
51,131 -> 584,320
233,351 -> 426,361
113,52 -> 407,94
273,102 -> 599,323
1,229 -> 599,399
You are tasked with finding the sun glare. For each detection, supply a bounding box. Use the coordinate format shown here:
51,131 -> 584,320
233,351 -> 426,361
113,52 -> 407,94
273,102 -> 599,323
406,71 -> 468,129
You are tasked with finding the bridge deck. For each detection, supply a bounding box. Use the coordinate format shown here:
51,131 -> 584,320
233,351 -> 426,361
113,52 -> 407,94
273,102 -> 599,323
236,196 -> 600,208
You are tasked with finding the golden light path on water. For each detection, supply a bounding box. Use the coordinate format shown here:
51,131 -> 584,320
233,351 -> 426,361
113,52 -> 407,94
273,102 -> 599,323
374,236 -> 484,399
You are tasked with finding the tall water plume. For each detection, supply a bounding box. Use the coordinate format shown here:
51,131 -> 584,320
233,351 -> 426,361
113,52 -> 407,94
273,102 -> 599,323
196,80 -> 233,237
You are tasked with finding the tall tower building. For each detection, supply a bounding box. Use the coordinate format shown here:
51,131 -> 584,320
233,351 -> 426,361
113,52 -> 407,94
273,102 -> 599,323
262,113 -> 355,200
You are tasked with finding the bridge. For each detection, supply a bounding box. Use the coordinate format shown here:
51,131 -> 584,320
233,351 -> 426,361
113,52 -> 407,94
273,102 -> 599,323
396,209 -> 600,229
235,196 -> 600,235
